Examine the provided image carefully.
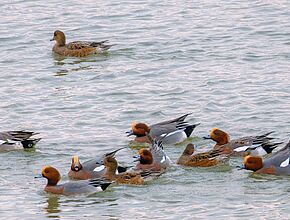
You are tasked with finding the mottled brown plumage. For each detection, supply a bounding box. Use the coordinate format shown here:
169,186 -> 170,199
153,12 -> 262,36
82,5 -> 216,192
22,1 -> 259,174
177,143 -> 229,167
51,30 -> 113,57
103,156 -> 161,185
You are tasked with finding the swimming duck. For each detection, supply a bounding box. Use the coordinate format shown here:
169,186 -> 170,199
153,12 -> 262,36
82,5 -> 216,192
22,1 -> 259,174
50,30 -> 113,57
0,130 -> 41,151
134,133 -> 171,171
103,156 -> 162,185
40,166 -> 111,195
177,143 -> 229,167
126,113 -> 199,144
134,148 -> 157,171
243,141 -> 290,175
68,148 -> 127,180
204,128 -> 279,156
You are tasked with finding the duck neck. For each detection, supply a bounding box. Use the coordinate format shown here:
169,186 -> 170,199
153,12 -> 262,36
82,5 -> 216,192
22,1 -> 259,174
105,166 -> 117,180
47,179 -> 58,186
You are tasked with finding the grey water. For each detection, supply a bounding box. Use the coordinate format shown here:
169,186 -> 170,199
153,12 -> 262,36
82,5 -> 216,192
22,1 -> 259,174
0,0 -> 290,219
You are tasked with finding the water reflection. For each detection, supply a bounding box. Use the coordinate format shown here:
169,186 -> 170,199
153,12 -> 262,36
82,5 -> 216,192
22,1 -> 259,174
45,196 -> 61,219
54,66 -> 93,77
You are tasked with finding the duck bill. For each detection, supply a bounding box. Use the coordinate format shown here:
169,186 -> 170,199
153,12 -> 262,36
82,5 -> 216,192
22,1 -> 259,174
73,165 -> 80,171
126,130 -> 134,137
133,155 -> 140,162
34,174 -> 43,179
203,135 -> 212,140
236,165 -> 245,170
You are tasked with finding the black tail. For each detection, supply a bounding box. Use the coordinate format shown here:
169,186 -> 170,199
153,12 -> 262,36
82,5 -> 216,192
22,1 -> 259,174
89,179 -> 111,191
184,123 -> 200,137
100,183 -> 111,191
117,166 -> 127,173
261,142 -> 282,154
21,138 -> 41,148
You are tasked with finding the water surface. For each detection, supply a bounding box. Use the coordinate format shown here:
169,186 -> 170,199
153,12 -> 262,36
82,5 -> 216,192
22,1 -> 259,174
0,0 -> 290,219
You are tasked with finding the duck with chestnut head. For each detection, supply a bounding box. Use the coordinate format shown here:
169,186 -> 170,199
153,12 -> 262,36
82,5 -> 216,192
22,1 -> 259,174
242,140 -> 290,175
40,166 -> 111,195
126,113 -> 199,145
204,128 -> 280,156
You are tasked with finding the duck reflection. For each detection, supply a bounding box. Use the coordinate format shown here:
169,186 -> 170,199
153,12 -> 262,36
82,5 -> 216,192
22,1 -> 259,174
52,52 -> 109,77
45,196 -> 61,218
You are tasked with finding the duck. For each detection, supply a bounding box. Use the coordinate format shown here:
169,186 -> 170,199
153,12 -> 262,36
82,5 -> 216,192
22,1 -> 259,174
103,156 -> 162,185
68,148 -> 127,180
134,133 -> 171,171
134,148 -> 157,171
242,141 -> 290,175
126,113 -> 199,145
203,128 -> 280,156
177,143 -> 229,167
0,130 -> 41,151
40,166 -> 111,195
50,30 -> 113,57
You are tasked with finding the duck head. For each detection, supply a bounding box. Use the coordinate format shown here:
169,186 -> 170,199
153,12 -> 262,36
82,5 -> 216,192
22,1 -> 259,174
243,155 -> 263,171
182,143 -> 195,156
204,128 -> 230,145
126,122 -> 150,137
104,156 -> 118,173
50,30 -> 66,46
136,148 -> 153,165
42,166 -> 61,186
71,155 -> 83,172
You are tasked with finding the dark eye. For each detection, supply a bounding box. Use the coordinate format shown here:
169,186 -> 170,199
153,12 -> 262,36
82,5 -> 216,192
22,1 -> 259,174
54,33 -> 57,36
45,170 -> 49,173
124,175 -> 131,180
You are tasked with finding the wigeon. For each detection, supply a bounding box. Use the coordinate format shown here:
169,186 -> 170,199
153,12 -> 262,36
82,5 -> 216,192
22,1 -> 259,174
134,148 -> 157,171
242,141 -> 290,175
40,166 -> 111,195
204,128 -> 280,156
68,148 -> 127,180
0,130 -> 41,151
126,113 -> 199,145
177,143 -> 229,167
134,133 -> 171,171
103,156 -> 162,185
50,30 -> 113,57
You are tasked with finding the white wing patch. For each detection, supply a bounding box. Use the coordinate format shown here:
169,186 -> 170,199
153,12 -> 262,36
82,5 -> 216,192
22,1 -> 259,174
93,165 -> 105,172
160,156 -> 166,163
234,146 -> 250,152
280,158 -> 290,168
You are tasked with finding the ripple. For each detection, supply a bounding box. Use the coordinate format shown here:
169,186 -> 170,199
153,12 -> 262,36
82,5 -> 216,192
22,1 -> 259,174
1,0 -> 290,219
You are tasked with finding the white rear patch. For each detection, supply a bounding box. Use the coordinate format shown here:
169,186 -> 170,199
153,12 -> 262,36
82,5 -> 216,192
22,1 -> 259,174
280,158 -> 290,168
93,165 -> 105,172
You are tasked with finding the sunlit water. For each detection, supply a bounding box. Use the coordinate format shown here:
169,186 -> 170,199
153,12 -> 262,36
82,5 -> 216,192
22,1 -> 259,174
0,0 -> 290,219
